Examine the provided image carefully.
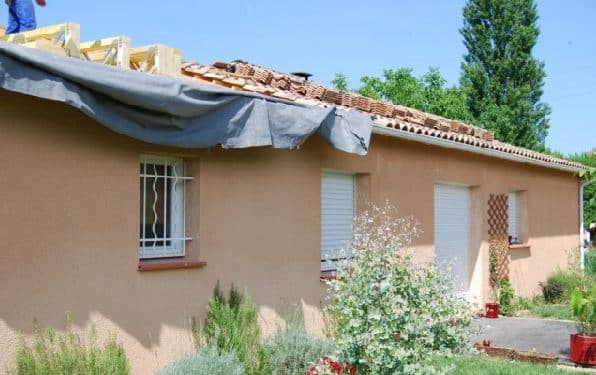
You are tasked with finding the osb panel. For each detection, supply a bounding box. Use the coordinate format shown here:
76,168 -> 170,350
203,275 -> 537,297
488,194 -> 509,284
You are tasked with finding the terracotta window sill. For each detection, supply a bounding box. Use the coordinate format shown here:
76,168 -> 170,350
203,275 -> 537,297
508,243 -> 531,250
320,270 -> 337,281
138,259 -> 207,272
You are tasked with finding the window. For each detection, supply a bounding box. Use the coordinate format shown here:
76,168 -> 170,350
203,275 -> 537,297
508,191 -> 520,244
321,171 -> 355,271
139,156 -> 191,259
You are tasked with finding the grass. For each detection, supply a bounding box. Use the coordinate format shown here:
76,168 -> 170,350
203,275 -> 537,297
528,302 -> 573,320
433,356 -> 573,374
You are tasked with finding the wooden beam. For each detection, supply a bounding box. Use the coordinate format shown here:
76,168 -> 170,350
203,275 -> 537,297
22,39 -> 67,56
0,23 -> 80,57
130,44 -> 181,77
81,36 -> 131,69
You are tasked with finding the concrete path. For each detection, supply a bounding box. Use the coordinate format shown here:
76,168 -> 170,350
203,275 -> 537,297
471,317 -> 576,360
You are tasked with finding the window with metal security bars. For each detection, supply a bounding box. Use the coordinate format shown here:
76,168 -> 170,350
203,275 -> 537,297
321,171 -> 355,271
139,156 -> 191,259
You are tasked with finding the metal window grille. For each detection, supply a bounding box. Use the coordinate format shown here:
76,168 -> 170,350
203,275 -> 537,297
139,156 -> 192,259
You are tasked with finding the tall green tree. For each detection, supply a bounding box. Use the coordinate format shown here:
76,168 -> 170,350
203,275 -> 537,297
460,0 -> 550,151
571,150 -> 596,228
357,67 -> 472,122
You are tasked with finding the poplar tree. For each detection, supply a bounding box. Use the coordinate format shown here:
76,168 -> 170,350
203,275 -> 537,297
460,0 -> 550,150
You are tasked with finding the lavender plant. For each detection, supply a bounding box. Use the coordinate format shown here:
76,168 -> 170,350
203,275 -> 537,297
325,202 -> 474,374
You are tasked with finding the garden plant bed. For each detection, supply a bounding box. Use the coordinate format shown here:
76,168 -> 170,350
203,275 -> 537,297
474,343 -> 559,364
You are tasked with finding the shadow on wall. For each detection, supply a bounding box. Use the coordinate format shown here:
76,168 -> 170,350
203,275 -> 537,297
0,91 -> 327,357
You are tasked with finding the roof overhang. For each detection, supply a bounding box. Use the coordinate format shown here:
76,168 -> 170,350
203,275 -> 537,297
372,125 -> 586,174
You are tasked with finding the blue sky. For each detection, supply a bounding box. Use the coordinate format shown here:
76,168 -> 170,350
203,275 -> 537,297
31,0 -> 595,154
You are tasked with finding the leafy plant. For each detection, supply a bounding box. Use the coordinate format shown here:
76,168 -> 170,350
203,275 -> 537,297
306,357 -> 356,375
157,346 -> 244,375
326,202 -> 473,375
488,245 -> 502,303
585,248 -> 596,276
570,286 -> 595,336
202,282 -> 267,375
265,321 -> 336,375
14,319 -> 128,375
540,270 -> 587,303
499,279 -> 515,316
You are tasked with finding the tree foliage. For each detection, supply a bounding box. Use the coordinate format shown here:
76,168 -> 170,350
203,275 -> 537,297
357,67 -> 472,122
570,150 -> 596,227
460,0 -> 550,151
331,72 -> 349,92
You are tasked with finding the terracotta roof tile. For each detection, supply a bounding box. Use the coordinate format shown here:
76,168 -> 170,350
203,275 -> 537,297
180,61 -> 587,171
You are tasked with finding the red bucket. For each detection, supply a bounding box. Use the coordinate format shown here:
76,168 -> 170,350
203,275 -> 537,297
485,303 -> 500,319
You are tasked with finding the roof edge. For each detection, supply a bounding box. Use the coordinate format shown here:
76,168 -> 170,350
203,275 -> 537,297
372,125 -> 586,174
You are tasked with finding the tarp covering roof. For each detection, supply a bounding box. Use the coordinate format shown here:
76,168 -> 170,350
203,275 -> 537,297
0,42 -> 372,155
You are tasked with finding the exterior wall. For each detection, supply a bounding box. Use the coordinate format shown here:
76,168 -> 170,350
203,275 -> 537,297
0,91 -> 580,373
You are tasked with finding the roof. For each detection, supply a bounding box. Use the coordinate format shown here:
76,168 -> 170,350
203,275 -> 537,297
181,60 -> 587,171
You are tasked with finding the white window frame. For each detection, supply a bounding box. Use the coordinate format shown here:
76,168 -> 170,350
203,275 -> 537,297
140,155 -> 192,259
508,191 -> 519,244
321,171 -> 356,271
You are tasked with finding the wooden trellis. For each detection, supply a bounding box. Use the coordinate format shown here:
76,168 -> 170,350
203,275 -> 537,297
1,23 -> 181,77
488,193 -> 510,286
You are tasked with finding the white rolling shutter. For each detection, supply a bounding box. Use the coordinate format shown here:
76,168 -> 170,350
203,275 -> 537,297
434,183 -> 471,291
508,192 -> 518,243
321,172 -> 355,271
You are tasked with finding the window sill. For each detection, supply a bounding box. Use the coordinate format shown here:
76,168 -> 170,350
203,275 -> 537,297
138,259 -> 207,272
320,270 -> 337,281
508,243 -> 531,250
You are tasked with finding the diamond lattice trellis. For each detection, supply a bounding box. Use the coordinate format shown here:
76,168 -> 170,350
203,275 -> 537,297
488,194 -> 510,286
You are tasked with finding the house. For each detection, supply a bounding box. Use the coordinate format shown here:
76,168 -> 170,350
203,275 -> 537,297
0,33 -> 587,373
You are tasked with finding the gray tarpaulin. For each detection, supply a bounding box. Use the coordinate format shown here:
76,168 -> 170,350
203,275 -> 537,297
0,42 -> 372,155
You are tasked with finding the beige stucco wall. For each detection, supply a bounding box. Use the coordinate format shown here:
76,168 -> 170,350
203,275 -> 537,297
0,91 -> 580,374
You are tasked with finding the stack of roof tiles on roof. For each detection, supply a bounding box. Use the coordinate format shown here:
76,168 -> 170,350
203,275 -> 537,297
181,60 -> 586,170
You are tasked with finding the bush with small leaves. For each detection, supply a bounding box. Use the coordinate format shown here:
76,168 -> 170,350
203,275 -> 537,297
266,321 -> 336,375
326,202 -> 474,375
202,283 -> 267,375
14,319 -> 128,375
158,346 -> 244,375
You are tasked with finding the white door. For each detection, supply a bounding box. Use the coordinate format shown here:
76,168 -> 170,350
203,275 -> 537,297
434,183 -> 471,291
321,172 -> 355,271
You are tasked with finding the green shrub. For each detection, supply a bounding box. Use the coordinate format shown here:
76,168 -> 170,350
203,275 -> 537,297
571,286 -> 595,336
265,321 -> 336,375
499,279 -> 515,316
586,248 -> 596,276
158,346 -> 244,375
202,283 -> 267,375
540,270 -> 585,303
14,320 -> 128,375
326,203 -> 473,375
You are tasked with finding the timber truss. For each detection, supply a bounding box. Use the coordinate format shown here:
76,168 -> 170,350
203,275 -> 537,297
0,23 -> 182,77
